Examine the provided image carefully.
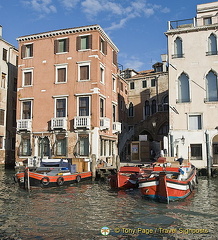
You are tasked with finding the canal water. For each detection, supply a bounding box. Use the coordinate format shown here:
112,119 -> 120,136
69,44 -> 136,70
0,166 -> 217,240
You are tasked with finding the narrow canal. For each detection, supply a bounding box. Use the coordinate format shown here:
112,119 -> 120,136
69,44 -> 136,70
0,166 -> 217,240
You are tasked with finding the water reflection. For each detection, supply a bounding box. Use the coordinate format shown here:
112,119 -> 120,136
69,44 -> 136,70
0,167 -> 217,240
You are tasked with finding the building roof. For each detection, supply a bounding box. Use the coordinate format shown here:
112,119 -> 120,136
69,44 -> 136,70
16,24 -> 119,52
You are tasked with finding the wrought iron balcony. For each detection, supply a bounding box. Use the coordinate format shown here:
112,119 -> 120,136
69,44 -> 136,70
100,117 -> 110,130
51,117 -> 67,130
74,116 -> 91,129
112,122 -> 122,133
17,119 -> 32,131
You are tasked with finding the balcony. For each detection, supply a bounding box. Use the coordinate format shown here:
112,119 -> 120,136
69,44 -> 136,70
51,118 -> 67,130
112,122 -> 122,133
17,119 -> 32,131
74,116 -> 91,129
100,117 -> 110,130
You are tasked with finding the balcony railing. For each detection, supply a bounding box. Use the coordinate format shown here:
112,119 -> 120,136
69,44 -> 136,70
17,119 -> 32,131
112,122 -> 122,133
51,117 -> 67,130
74,116 -> 91,129
100,117 -> 110,130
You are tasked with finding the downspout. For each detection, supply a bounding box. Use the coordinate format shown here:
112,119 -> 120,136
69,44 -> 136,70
205,131 -> 211,177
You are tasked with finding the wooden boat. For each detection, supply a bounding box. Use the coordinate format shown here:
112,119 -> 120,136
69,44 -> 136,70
108,165 -> 152,189
15,158 -> 92,189
138,157 -> 198,203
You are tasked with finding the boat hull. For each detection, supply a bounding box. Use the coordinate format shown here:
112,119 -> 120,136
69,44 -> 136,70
139,167 -> 197,203
15,171 -> 92,188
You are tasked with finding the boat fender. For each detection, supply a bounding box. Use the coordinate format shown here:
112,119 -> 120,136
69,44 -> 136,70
76,175 -> 81,183
41,177 -> 50,186
188,181 -> 194,192
57,177 -> 64,186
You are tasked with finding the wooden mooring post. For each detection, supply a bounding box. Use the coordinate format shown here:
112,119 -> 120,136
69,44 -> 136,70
91,154 -> 96,181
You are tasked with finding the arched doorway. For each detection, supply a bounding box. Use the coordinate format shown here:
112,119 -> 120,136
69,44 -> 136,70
212,135 -> 218,164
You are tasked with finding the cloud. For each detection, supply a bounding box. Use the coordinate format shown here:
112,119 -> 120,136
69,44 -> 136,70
61,0 -> 80,9
121,55 -> 145,71
22,0 -> 56,16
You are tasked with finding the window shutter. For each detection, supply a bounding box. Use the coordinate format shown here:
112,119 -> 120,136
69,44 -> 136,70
113,51 -> 117,65
103,41 -> 107,55
58,68 -> 66,82
24,72 -> 32,85
54,40 -> 58,54
88,35 -> 92,49
21,45 -> 25,59
76,36 -> 81,51
65,38 -> 69,52
80,66 -> 89,80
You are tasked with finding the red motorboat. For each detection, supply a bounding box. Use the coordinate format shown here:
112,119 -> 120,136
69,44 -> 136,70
138,158 -> 198,203
108,165 -> 152,189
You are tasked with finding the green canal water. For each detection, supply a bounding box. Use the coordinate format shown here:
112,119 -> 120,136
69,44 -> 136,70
0,166 -> 217,240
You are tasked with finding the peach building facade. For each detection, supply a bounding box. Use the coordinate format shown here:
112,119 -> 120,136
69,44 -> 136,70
16,25 -> 122,165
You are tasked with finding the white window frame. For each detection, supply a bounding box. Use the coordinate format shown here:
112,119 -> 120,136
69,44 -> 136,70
77,61 -> 91,82
54,97 -> 68,118
21,100 -> 33,120
55,64 -> 68,84
22,68 -> 33,87
77,95 -> 91,116
188,114 -> 202,130
100,63 -> 105,84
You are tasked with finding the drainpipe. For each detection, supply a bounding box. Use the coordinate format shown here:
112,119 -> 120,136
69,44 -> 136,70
205,131 -> 211,177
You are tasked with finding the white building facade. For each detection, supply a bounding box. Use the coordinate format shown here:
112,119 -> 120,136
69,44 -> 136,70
166,2 -> 218,170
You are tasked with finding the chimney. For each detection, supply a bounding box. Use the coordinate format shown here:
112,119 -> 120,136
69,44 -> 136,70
0,25 -> 2,38
161,54 -> 168,72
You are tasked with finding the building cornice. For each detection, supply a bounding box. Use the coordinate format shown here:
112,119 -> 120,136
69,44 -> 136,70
165,23 -> 218,35
16,24 -> 119,52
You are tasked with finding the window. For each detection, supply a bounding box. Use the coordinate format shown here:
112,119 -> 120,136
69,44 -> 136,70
112,77 -> 116,91
100,37 -> 107,55
144,101 -> 150,117
3,48 -> 7,61
128,102 -> 134,117
204,17 -> 212,25
22,101 -> 32,119
112,104 -> 116,122
151,79 -> 156,87
100,65 -> 105,83
151,99 -> 157,114
0,136 -> 3,149
77,134 -> 89,156
100,139 -> 114,156
76,35 -> 92,50
100,98 -> 105,117
206,70 -> 218,101
189,115 -> 202,130
22,69 -> 33,86
130,82 -> 134,89
78,63 -> 90,81
163,95 -> 169,111
19,134 -> 31,156
0,110 -> 5,125
38,137 -> 50,157
190,144 -> 202,160
54,38 -> 69,53
113,50 -> 117,65
56,135 -> 66,156
158,123 -> 169,135
55,98 -> 67,118
1,73 -> 6,88
178,73 -> 190,103
173,37 -> 183,58
207,34 -> 217,55
79,97 -> 89,116
21,44 -> 33,58
142,80 -> 147,88
56,65 -> 67,83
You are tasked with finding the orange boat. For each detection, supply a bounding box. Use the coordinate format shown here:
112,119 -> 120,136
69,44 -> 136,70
138,158 -> 198,203
108,165 -> 152,189
15,158 -> 92,188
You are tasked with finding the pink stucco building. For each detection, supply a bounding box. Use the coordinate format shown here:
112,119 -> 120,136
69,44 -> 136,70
16,25 -> 125,166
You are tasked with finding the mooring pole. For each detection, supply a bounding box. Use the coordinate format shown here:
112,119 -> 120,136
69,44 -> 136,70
205,131 -> 211,177
91,154 -> 96,181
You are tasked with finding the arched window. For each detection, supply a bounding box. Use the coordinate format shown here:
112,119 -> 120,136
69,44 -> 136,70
128,102 -> 134,117
144,100 -> 150,117
174,37 -> 183,58
206,70 -> 218,101
178,73 -> 190,103
208,33 -> 217,55
38,137 -> 50,157
151,99 -> 157,114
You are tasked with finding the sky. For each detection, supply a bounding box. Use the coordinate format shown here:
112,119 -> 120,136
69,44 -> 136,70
0,0 -> 215,71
